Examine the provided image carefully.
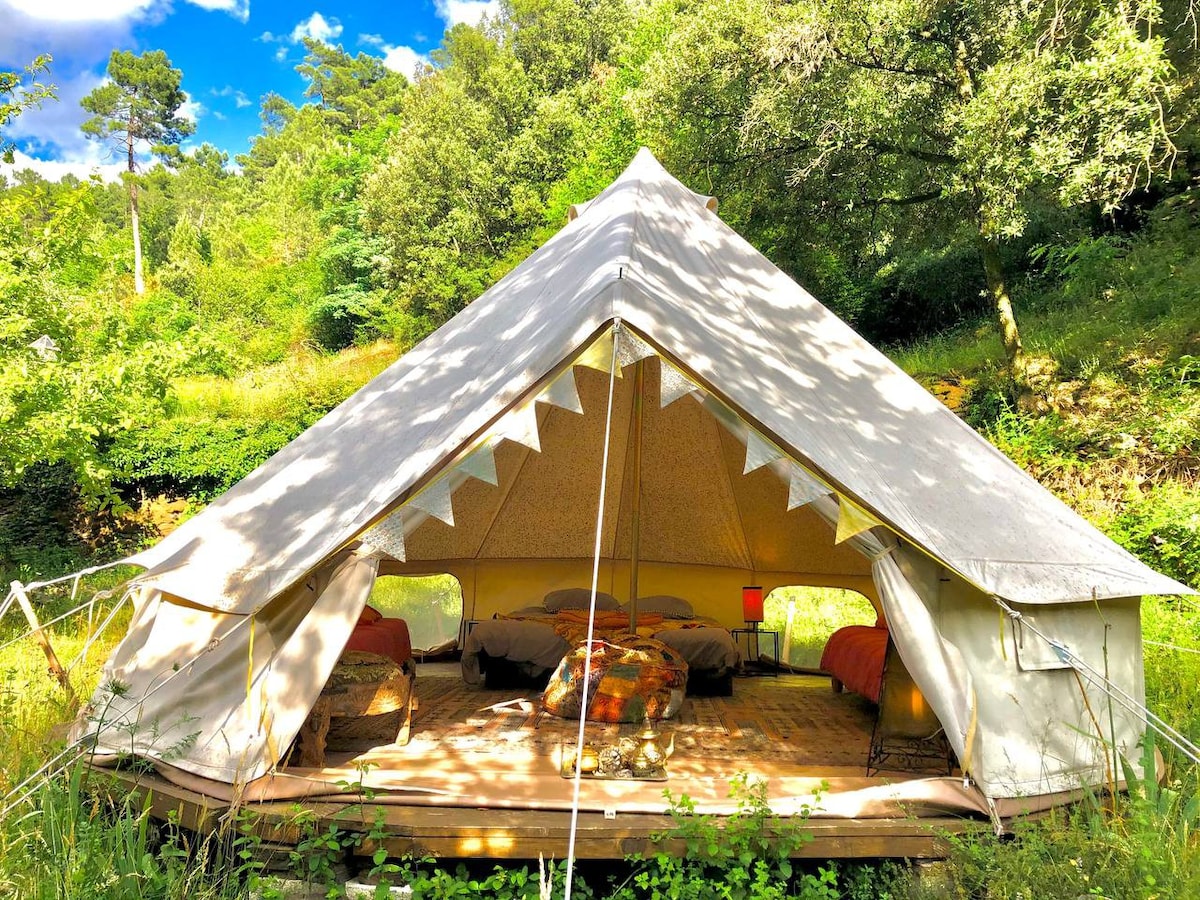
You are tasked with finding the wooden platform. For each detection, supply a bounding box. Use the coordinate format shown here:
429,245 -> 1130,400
96,767 -> 977,860
85,670 -> 986,860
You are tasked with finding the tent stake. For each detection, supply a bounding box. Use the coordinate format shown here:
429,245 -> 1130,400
10,580 -> 78,706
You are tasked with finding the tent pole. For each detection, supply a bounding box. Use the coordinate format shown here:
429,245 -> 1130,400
627,359 -> 645,629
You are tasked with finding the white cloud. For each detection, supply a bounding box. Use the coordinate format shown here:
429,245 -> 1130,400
212,110 -> 227,120
358,32 -> 384,48
1,0 -> 154,22
258,29 -> 277,41
212,84 -> 251,107
178,94 -> 203,123
0,147 -> 124,183
274,45 -> 288,62
182,0 -> 249,22
290,11 -> 342,44
381,45 -> 429,82
434,0 -> 500,27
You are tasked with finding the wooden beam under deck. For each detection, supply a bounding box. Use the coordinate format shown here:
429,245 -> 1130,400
90,766 -> 976,861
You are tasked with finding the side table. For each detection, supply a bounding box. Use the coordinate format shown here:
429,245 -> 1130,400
732,627 -> 780,677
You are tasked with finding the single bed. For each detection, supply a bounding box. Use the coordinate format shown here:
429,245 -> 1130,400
819,620 -> 888,704
461,591 -> 740,695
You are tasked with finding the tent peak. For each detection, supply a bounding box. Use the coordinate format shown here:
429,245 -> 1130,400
567,149 -> 718,222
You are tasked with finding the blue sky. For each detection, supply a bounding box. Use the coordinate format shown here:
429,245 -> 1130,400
0,0 -> 499,180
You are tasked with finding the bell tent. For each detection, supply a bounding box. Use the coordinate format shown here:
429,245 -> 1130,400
79,148 -> 1192,814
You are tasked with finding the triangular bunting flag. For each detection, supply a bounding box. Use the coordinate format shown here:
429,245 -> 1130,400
537,370 -> 584,415
659,363 -> 701,408
787,465 -> 832,510
408,477 -> 455,527
835,498 -> 881,544
743,431 -> 784,474
457,443 -> 499,485
495,401 -> 542,452
361,510 -> 406,561
573,331 -> 620,376
617,331 -> 656,369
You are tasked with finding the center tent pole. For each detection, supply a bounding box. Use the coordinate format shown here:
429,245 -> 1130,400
627,358 -> 646,629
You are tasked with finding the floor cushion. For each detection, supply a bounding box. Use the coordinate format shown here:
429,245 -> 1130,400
541,634 -> 688,723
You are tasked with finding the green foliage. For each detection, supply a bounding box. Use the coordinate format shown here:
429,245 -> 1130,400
107,418 -> 304,501
610,774 -> 837,900
943,738 -> 1200,898
0,55 -> 55,164
1109,484 -> 1200,588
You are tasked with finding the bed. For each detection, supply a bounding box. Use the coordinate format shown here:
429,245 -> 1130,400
819,620 -> 888,704
461,591 -> 741,695
345,606 -> 413,667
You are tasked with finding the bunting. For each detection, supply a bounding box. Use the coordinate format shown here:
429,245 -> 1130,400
573,331 -> 619,376
407,477 -> 455,527
617,331 -> 657,369
361,509 -> 407,562
457,443 -> 499,486
835,498 -> 881,544
787,465 -> 833,511
538,369 -> 585,415
494,400 -> 542,452
743,431 -> 785,474
659,362 -> 701,408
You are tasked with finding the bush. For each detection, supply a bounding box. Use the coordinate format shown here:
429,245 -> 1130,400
307,287 -> 385,352
106,418 -> 304,502
1108,484 -> 1200,589
0,462 -> 87,579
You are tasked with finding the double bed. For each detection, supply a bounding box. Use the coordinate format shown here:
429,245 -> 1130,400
461,591 -> 741,695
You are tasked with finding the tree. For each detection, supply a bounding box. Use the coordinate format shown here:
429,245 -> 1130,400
296,38 -> 406,134
633,0 -> 1178,391
1,54 -> 56,166
82,50 -> 194,295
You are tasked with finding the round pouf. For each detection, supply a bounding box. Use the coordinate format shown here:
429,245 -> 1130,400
541,634 -> 688,723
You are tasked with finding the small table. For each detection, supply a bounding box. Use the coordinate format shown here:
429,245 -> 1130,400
732,627 -> 780,677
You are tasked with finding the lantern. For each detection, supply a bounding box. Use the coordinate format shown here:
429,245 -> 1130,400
741,585 -> 764,624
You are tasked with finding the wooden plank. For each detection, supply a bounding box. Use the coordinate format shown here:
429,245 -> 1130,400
11,580 -> 77,705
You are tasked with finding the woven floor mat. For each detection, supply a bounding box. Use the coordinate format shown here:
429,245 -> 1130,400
403,673 -> 876,769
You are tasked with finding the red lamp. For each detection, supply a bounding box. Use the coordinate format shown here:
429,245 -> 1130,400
742,586 -> 764,625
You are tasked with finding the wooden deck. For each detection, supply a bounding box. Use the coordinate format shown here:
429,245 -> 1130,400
98,767 -> 976,860
92,668 -> 986,861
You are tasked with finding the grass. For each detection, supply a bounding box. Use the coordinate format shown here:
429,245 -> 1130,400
173,339 -> 400,424
763,587 -> 877,670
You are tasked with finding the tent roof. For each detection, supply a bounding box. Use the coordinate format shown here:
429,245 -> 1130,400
129,149 -> 1192,610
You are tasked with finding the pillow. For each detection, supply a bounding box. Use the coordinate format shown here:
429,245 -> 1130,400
627,595 -> 694,619
357,605 -> 383,625
544,588 -> 620,612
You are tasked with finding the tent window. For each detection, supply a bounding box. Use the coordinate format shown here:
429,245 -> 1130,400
367,574 -> 463,655
765,586 -> 877,670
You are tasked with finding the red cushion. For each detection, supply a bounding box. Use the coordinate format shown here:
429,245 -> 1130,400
358,605 -> 383,625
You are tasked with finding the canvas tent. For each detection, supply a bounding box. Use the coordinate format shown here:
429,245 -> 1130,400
80,149 -> 1192,810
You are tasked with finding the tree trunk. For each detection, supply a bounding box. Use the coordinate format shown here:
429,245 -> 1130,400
978,233 -> 1027,381
127,117 -> 144,295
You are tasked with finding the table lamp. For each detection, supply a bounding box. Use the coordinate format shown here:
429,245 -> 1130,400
742,585 -> 764,628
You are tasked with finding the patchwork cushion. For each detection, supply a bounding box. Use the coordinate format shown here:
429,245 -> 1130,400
544,588 -> 620,613
542,635 -> 688,723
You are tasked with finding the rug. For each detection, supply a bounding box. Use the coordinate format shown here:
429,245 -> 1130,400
404,674 -> 876,769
